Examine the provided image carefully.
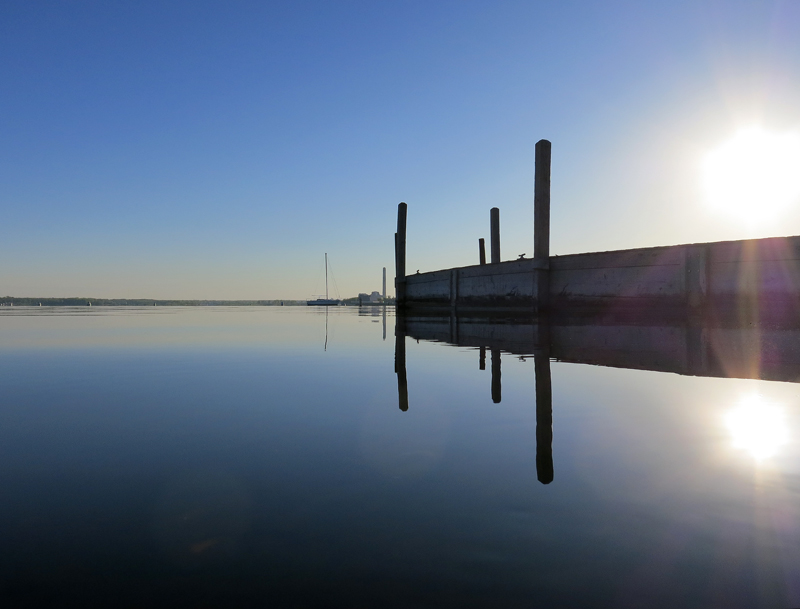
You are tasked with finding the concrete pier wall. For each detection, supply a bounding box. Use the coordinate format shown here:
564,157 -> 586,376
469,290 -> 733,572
403,235 -> 800,317
405,258 -> 548,309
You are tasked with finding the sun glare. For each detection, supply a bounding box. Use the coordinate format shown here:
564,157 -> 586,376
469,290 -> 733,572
725,395 -> 789,461
702,127 -> 800,224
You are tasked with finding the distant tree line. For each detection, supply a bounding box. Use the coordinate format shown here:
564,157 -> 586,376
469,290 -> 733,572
1,296 -> 397,307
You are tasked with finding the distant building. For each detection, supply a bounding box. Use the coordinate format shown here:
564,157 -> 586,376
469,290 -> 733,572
358,291 -> 382,304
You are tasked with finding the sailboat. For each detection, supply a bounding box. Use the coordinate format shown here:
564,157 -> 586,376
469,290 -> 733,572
307,253 -> 341,306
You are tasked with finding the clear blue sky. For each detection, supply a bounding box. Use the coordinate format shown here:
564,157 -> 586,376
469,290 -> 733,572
2,1 -> 799,299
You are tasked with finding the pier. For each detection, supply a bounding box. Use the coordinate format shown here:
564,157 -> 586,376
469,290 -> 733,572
394,139 -> 800,321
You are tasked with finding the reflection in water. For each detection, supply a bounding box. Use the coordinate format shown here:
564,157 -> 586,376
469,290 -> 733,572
535,353 -> 554,484
395,318 -> 408,412
5,307 -> 800,606
394,315 -> 555,484
397,310 -> 800,484
491,349 -> 501,403
726,395 -> 789,460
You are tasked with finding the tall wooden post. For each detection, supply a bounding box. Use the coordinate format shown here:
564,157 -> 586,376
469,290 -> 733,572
395,202 -> 407,305
490,207 -> 500,264
382,267 -> 387,301
534,140 -> 551,260
479,238 -> 486,265
534,139 -> 551,314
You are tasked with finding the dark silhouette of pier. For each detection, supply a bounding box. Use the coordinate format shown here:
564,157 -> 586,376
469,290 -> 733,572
394,139 -> 800,322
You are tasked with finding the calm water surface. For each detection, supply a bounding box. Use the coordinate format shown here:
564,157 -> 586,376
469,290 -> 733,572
1,306 -> 799,608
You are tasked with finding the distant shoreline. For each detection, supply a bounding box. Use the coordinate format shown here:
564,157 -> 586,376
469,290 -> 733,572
0,297 -> 395,307
0,297 -> 308,307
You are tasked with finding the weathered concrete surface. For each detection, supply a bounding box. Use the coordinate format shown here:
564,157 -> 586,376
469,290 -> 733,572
405,257 -> 548,310
550,245 -> 686,304
400,314 -> 800,384
403,235 -> 800,322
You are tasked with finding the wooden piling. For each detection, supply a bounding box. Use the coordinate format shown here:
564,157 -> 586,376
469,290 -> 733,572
479,238 -> 486,265
490,208 -> 500,264
534,140 -> 551,260
396,202 -> 407,305
534,140 -> 551,314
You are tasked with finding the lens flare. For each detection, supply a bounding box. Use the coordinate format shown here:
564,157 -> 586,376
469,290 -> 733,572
702,127 -> 800,224
725,395 -> 789,461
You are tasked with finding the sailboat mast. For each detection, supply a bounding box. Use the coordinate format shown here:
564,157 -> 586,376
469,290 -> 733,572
325,253 -> 328,300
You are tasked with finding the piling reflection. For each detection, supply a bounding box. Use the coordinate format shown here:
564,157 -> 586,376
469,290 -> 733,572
534,346 -> 554,484
491,349 -> 501,404
394,311 -> 800,482
395,317 -> 408,412
394,313 -> 556,484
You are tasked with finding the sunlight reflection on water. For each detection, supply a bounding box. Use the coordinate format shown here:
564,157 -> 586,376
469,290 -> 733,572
725,394 -> 790,461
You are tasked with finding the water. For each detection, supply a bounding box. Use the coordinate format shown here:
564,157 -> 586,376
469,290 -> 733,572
1,306 -> 799,608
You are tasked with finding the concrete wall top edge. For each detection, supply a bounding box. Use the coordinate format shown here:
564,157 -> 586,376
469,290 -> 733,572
402,235 -> 800,286
404,258 -> 547,284
560,234 -> 800,258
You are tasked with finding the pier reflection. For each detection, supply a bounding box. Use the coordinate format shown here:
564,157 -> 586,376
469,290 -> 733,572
394,311 -> 800,484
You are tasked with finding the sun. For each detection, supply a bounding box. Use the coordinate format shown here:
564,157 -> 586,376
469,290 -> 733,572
702,127 -> 800,224
725,395 -> 789,461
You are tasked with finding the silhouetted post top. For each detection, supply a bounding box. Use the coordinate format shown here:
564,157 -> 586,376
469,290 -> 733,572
479,238 -> 486,266
395,202 -> 407,304
490,208 -> 500,264
534,139 -> 551,260
397,202 -> 407,247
